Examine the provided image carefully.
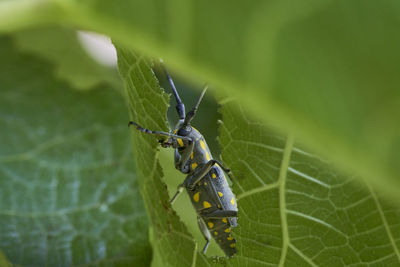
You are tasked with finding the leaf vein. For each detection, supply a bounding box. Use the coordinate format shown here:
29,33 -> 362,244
286,210 -> 347,238
288,167 -> 330,189
237,181 -> 279,200
367,183 -> 400,262
278,133 -> 294,267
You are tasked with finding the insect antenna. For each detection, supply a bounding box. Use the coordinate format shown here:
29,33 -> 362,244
183,85 -> 208,127
160,59 -> 186,120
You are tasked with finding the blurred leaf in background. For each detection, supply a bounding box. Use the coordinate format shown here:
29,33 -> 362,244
0,33 -> 151,266
70,0 -> 400,201
13,26 -> 122,91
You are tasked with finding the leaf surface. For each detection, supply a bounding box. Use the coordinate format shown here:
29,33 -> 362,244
0,36 -> 151,266
219,101 -> 400,266
115,47 -> 400,266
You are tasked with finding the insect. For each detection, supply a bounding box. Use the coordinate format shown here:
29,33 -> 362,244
128,62 -> 238,256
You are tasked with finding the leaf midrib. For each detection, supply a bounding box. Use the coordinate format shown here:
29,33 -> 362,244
278,133 -> 294,267
278,134 -> 319,267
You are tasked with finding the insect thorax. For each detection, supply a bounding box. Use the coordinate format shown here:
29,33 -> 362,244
174,127 -> 212,174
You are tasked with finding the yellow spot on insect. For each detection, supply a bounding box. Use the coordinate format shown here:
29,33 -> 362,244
200,140 -> 206,150
230,243 -> 235,248
222,218 -> 227,223
217,204 -> 221,208
191,162 -> 198,169
224,228 -> 231,233
227,236 -> 233,240
231,197 -> 235,205
204,182 -> 208,185
193,192 -> 200,202
206,152 -> 211,161
207,222 -> 214,228
203,201 -> 211,209
190,152 -> 194,159
214,231 -> 218,236
218,192 -> 223,197
173,129 -> 177,134
177,138 -> 184,147
212,173 -> 217,178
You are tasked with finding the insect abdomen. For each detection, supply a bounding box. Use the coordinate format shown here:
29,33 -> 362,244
187,166 -> 238,256
205,167 -> 237,256
204,217 -> 237,256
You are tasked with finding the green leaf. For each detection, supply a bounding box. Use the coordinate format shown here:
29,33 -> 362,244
0,36 -> 151,266
219,101 -> 400,266
0,0 -> 64,32
115,45 -> 216,267
1,0 -> 399,202
2,0 -> 400,264
0,251 -> 12,267
13,26 -> 121,91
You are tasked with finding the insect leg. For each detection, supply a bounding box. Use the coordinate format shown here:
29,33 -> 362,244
212,159 -> 231,173
160,60 -> 186,120
183,161 -> 216,190
184,159 -> 226,190
212,159 -> 235,181
197,216 -> 211,254
128,121 -> 192,141
169,184 -> 184,204
174,140 -> 194,173
201,210 -> 238,219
